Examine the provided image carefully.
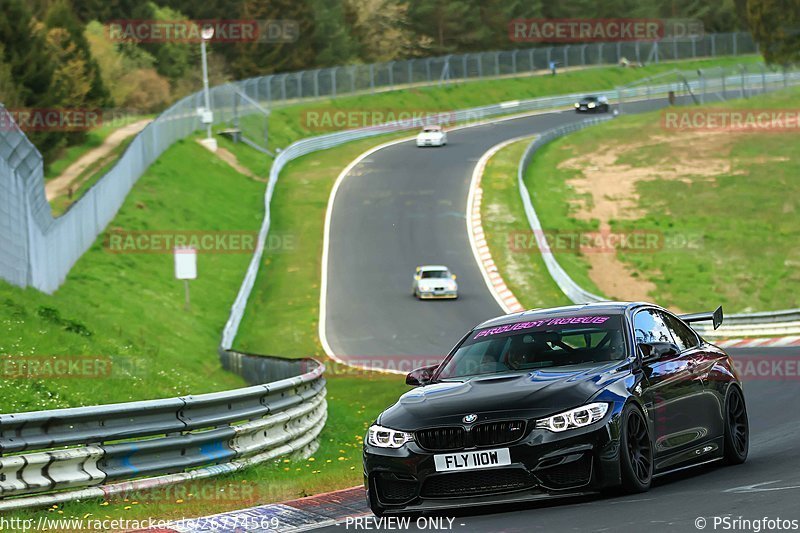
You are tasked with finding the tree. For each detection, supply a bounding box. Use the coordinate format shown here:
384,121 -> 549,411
747,0 -> 800,65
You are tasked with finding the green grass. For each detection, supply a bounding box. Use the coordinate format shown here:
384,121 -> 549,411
480,138 -> 571,309
521,86 -> 800,312
50,135 -> 137,217
0,138 -> 261,413
44,115 -> 153,181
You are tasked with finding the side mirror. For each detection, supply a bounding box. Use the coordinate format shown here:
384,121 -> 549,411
406,364 -> 438,387
639,342 -> 680,363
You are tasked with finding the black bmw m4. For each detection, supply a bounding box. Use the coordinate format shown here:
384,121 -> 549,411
363,302 -> 749,516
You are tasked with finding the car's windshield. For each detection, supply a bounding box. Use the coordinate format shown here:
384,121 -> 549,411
421,270 -> 450,279
423,127 -> 441,132
437,314 -> 625,379
583,96 -> 598,101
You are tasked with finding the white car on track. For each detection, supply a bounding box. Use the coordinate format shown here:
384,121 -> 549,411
412,265 -> 458,299
416,125 -> 447,147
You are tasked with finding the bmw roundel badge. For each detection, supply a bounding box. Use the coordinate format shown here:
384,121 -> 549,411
463,414 -> 478,424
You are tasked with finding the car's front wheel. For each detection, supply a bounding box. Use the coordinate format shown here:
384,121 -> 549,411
723,385 -> 749,465
620,403 -> 653,493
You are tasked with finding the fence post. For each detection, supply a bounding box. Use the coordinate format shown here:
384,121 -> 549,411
331,68 -> 337,98
407,60 -> 413,85
350,66 -> 357,93
597,43 -> 603,64
635,41 -> 640,64
691,37 -> 696,58
580,44 -> 586,65
313,69 -> 319,97
369,63 -> 375,92
546,47 -> 552,68
616,42 -> 621,63
673,38 -> 677,60
265,75 -> 272,106
426,58 -> 432,82
563,45 -> 569,68
477,53 -> 483,77
711,34 -> 716,57
528,49 -> 534,71
732,33 -> 737,56
297,72 -> 303,98
512,49 -> 518,74
388,61 -> 394,88
280,74 -> 287,101
761,64 -> 767,93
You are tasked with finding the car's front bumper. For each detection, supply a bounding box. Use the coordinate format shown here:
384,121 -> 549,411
364,414 -> 622,513
418,290 -> 458,299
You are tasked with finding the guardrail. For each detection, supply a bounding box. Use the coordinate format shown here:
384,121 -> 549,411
516,84 -> 800,338
0,357 -> 325,511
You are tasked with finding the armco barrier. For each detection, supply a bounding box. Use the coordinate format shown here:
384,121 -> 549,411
0,357 -> 325,510
517,104 -> 800,338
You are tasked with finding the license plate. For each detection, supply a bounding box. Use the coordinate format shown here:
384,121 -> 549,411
434,448 -> 511,472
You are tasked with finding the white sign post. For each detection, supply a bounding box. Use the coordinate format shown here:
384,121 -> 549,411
174,247 -> 197,311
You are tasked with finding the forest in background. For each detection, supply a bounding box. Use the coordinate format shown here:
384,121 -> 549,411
0,0 -> 796,163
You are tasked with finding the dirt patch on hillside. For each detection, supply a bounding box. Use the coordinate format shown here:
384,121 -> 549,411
556,129 -> 756,301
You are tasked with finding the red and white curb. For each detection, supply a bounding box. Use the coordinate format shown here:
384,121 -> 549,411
466,137 -> 533,315
716,336 -> 800,349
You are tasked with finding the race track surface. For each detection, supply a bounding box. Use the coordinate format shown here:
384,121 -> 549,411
325,97 -> 680,363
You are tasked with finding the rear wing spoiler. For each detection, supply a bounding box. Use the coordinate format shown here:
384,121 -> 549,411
679,306 -> 723,330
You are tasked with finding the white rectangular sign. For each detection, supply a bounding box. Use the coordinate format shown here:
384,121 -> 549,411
434,448 -> 511,472
174,247 -> 197,280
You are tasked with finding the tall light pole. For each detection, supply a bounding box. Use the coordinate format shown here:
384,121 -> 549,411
200,25 -> 214,146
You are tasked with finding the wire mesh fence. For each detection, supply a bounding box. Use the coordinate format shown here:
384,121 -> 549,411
0,32 -> 769,294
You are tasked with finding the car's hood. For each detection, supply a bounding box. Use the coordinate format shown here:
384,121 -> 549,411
418,278 -> 456,290
379,362 -> 628,429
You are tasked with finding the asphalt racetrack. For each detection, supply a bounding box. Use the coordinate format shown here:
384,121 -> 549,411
319,95 -> 800,531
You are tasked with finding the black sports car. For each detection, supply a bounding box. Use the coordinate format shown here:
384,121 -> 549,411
363,302 -> 748,516
574,95 -> 610,113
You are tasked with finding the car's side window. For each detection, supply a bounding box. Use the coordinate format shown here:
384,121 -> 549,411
633,309 -> 675,345
662,313 -> 700,352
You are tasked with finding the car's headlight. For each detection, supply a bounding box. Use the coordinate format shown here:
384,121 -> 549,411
588,102 -> 596,108
367,425 -> 414,448
574,103 -> 580,108
535,402 -> 609,432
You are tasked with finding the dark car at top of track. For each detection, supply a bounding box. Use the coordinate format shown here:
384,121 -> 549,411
574,95 -> 610,113
363,302 -> 748,516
